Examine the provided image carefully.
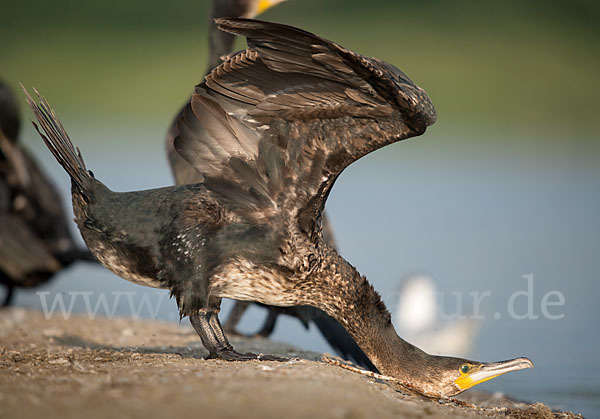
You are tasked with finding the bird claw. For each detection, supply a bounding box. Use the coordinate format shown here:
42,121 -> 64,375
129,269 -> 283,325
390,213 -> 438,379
322,354 -> 395,381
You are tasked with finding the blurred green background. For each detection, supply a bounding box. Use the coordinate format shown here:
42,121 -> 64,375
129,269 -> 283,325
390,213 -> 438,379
2,0 -> 600,415
2,0 -> 599,143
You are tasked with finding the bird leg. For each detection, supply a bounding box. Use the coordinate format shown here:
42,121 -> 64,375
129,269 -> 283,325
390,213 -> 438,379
256,309 -> 278,338
190,309 -> 249,360
189,309 -> 286,361
1,285 -> 14,308
222,300 -> 250,336
223,301 -> 281,339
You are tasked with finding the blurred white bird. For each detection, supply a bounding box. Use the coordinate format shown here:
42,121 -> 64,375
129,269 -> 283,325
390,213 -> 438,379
393,274 -> 480,357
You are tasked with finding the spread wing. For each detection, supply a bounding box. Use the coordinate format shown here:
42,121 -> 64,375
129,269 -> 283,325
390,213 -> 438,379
174,18 -> 435,234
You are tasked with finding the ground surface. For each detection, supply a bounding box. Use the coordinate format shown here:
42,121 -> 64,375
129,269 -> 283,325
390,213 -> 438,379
0,308 -> 582,419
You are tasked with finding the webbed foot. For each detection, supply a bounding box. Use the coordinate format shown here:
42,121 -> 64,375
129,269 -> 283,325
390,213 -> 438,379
190,308 -> 287,363
208,349 -> 288,362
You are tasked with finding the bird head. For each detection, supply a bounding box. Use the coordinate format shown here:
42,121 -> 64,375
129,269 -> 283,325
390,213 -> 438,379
409,355 -> 534,398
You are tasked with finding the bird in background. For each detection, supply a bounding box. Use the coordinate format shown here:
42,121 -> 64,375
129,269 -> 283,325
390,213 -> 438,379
24,18 -> 533,398
164,0 -> 374,369
393,274 -> 480,357
167,0 -> 288,185
0,80 -> 96,307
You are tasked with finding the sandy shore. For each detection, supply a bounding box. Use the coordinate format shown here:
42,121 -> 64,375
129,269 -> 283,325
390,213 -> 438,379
0,308 -> 581,419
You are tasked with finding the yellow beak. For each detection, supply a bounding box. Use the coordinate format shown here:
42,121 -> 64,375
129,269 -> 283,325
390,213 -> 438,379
257,0 -> 286,15
455,357 -> 534,391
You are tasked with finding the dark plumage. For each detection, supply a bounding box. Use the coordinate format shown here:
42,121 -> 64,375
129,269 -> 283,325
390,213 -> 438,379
164,0 -> 373,370
166,0 -> 287,185
25,19 -> 532,397
0,80 -> 95,307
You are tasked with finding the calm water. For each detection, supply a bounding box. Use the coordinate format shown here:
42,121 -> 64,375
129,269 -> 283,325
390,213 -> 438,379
6,121 -> 599,417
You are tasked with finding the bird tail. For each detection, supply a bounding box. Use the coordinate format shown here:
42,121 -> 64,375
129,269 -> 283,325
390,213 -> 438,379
22,86 -> 92,193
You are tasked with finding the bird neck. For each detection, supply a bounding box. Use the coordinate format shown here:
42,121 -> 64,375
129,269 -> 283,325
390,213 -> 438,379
207,1 -> 247,73
307,245 -> 429,379
207,28 -> 235,73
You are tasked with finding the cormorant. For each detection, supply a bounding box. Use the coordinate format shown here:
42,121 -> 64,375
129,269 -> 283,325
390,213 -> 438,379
0,80 -> 95,307
165,0 -> 374,370
24,18 -> 533,398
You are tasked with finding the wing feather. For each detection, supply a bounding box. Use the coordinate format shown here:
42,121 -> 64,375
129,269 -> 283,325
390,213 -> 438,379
175,18 -> 436,230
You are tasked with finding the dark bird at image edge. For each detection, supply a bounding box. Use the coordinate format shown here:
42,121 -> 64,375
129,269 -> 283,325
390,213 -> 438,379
0,80 -> 96,307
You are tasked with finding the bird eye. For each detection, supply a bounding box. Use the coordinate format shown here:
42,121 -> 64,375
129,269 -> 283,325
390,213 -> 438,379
460,364 -> 470,374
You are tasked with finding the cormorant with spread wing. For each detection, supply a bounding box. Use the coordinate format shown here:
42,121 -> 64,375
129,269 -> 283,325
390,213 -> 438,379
165,0 -> 374,370
25,18 -> 532,398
